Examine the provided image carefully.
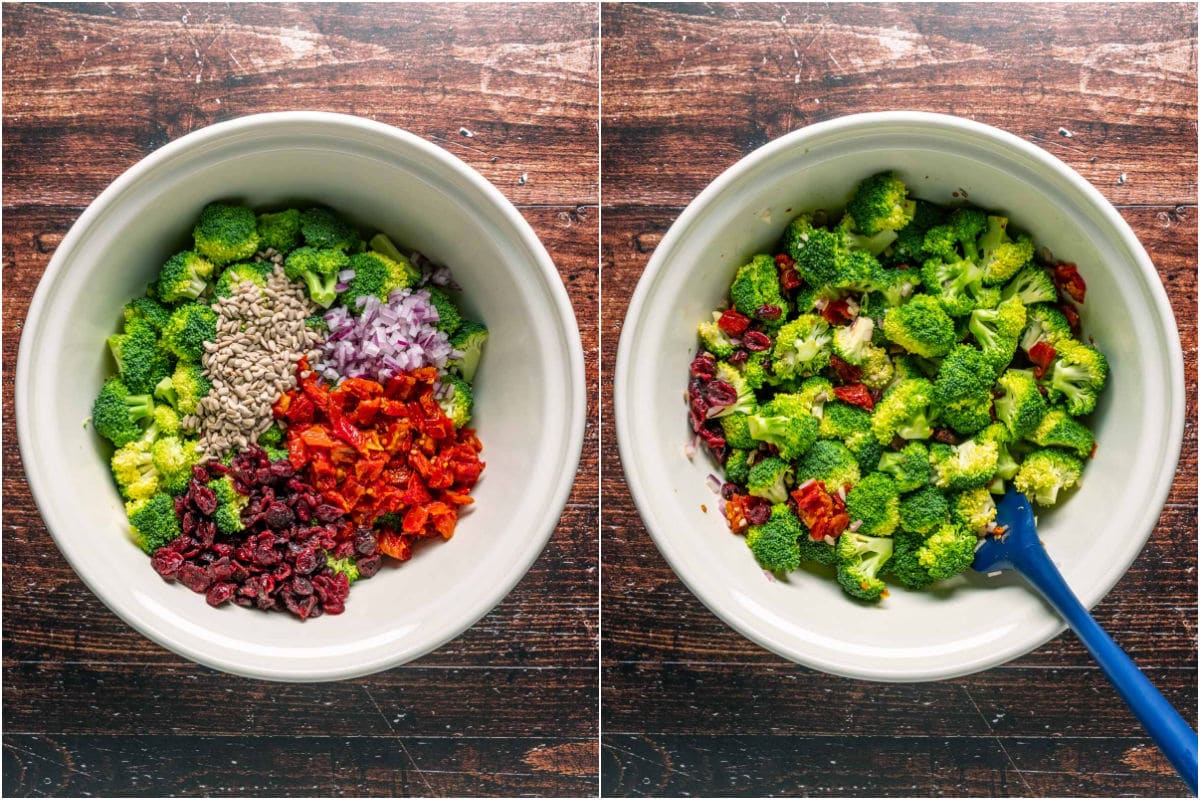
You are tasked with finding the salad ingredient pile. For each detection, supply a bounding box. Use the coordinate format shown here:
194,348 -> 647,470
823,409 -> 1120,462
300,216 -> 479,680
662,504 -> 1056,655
691,172 -> 1107,602
94,203 -> 489,619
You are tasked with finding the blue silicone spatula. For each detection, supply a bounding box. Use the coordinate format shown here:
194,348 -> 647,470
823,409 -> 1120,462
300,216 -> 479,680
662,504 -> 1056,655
974,489 -> 1198,795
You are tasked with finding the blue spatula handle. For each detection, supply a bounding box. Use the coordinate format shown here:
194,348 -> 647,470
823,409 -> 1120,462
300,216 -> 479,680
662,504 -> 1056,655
1009,540 -> 1198,794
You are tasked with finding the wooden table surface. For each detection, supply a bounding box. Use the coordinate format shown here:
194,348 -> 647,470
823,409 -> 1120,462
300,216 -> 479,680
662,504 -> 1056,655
600,3 -> 1197,797
2,4 -> 598,797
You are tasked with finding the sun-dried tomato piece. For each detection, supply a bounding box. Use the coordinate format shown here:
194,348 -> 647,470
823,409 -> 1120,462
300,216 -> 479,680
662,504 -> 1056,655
834,384 -> 874,411
774,253 -> 796,270
829,354 -> 862,385
1028,341 -> 1057,380
821,299 -> 854,326
1059,302 -> 1081,338
791,481 -> 849,542
1053,262 -> 1087,304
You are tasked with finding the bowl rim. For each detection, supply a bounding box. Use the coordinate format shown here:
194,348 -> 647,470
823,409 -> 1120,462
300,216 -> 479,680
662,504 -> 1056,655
614,110 -> 1185,682
16,110 -> 588,681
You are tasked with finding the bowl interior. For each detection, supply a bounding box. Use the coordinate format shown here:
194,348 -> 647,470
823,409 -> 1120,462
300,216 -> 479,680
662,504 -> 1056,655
18,114 -> 584,681
617,114 -> 1182,681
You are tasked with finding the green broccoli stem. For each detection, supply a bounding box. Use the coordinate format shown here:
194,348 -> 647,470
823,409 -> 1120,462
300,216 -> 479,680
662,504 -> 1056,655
302,271 -> 338,308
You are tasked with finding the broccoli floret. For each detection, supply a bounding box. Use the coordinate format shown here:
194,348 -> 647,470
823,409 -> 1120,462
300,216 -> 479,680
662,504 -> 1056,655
1029,408 -> 1095,458
1013,448 -> 1083,506
426,287 -> 465,335
1020,304 -> 1073,354
921,207 -> 989,263
950,487 -> 997,534
859,345 -> 895,391
107,318 -> 173,394
977,215 -> 1035,285
368,233 -> 408,262
932,345 -> 995,417
448,320 -> 489,382
151,436 -> 201,495
977,423 -> 1021,481
437,373 -> 474,428
213,261 -> 271,298
871,267 -> 924,308
326,554 -> 361,582
745,503 -> 804,572
747,395 -> 819,460
888,531 -> 936,589
697,312 -> 737,359
796,440 -> 861,491
155,361 -> 211,416
898,485 -> 949,535
844,171 -> 915,236
156,250 -> 215,303
917,522 -> 976,581
111,439 -> 160,500
747,457 -> 792,504
795,376 -> 835,417
877,441 -> 931,492
881,293 -> 956,358
786,225 -> 855,289
772,314 -> 832,380
153,405 -> 181,437
729,254 -> 786,324
340,251 -> 421,311
92,377 -> 155,447
193,203 -> 260,266
256,209 -> 303,253
847,431 -> 883,473
929,438 -> 1000,491
892,200 -> 947,264
720,412 -> 757,450
284,246 -> 350,308
871,378 -> 934,444
123,296 -> 171,331
738,351 -> 774,390
797,534 -> 839,565
968,295 -> 1026,373
161,303 -> 217,363
831,316 -> 876,366
725,449 -> 753,485
994,369 -> 1047,440
1047,340 -> 1108,416
829,247 -> 889,293
126,493 -> 181,554
211,475 -> 249,534
305,314 -> 330,333
844,472 -> 900,536
300,207 -> 360,252
710,362 -> 756,420
818,400 -> 871,442
919,257 -> 998,317
259,423 -> 285,449
835,531 -> 894,601
938,395 -> 994,438
1002,265 -> 1057,306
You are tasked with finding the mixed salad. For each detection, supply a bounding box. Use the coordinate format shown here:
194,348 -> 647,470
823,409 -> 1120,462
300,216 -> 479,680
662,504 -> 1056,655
689,172 -> 1107,602
92,203 -> 488,619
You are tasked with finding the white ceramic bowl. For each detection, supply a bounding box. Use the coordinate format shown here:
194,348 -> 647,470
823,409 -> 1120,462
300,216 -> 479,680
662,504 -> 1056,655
615,111 -> 1184,682
17,112 -> 586,681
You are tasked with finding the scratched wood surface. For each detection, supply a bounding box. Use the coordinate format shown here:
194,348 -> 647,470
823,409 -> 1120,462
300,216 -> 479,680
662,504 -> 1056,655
600,3 -> 1197,797
2,3 -> 598,797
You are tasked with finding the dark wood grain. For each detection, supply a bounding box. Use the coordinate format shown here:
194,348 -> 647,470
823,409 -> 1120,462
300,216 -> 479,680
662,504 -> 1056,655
600,3 -> 1197,797
2,4 -> 598,797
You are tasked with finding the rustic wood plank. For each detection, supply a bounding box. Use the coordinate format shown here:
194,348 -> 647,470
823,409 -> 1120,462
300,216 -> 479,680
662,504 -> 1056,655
3,4 -> 598,797
3,734 -> 597,798
600,734 -> 1190,797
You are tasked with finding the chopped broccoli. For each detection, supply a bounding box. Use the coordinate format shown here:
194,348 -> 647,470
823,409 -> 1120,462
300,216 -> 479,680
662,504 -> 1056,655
111,439 -> 160,500
794,376 -> 835,418
916,522 -> 976,581
891,199 -> 947,264
213,260 -> 271,298
126,493 -> 181,554
796,439 -> 861,492
898,485 -> 949,535
161,303 -> 217,363
1020,304 -> 1073,354
155,361 -> 211,416
747,456 -> 792,504
284,246 -> 350,308
888,531 -> 936,589
818,400 -> 871,442
950,487 -> 997,534
256,208 -> 303,253
711,362 -> 757,419
259,423 -> 285,449
978,423 -> 1020,481
123,296 -> 171,331
211,475 -> 249,535
929,438 -> 999,491
339,251 -> 420,311
725,449 -> 753,485
436,373 -> 474,428
871,378 -> 934,444
1014,448 -> 1084,506
994,369 -> 1047,440
844,171 -> 915,236
368,233 -> 408,262
151,436 -> 201,495
720,412 -> 757,450
921,207 -> 989,263
1002,265 -> 1057,306
745,503 -> 804,572
427,287 -> 464,335
881,293 -> 956,358
831,316 -> 876,366
193,202 -> 260,266
859,345 -> 895,391
300,207 -> 360,252
729,254 -> 786,324
835,531 -> 895,601
153,405 -> 181,437
92,378 -> 155,448
107,318 -> 173,394
797,533 -> 838,565
845,472 -> 900,536
448,320 -> 489,382
326,554 -> 361,582
156,250 -> 215,303
876,441 -> 931,492
772,314 -> 832,380
747,394 -> 819,460
931,345 -> 995,434
968,295 -> 1026,373
1029,408 -> 1095,458
920,256 -> 999,317
1047,339 -> 1108,416
977,215 -> 1035,285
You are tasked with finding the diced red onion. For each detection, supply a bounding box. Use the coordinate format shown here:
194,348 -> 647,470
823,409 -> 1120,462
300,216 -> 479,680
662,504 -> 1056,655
705,474 -> 722,494
836,486 -> 847,502
684,435 -> 698,460
814,297 -> 829,311
849,519 -> 863,532
797,478 -> 817,491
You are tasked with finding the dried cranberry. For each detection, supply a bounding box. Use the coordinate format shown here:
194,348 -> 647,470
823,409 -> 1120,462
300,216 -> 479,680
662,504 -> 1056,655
755,304 -> 782,321
744,499 -> 771,526
728,350 -> 749,366
315,504 -> 343,523
269,460 -> 295,479
742,331 -> 771,352
291,576 -> 314,596
178,564 -> 212,594
717,309 -> 751,336
720,482 -> 738,500
357,555 -> 382,578
705,381 -> 738,407
150,549 -> 184,579
263,502 -> 295,530
192,464 -> 210,483
206,582 -> 235,607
